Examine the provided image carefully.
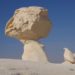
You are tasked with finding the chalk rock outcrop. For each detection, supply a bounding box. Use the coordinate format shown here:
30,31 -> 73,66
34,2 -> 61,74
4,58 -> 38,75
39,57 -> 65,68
64,48 -> 75,64
5,6 -> 51,40
5,6 -> 51,62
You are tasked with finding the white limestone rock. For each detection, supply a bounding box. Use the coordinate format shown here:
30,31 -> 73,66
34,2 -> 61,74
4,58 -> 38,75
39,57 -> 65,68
5,6 -> 51,62
64,48 -> 75,64
22,40 -> 48,62
5,6 -> 51,40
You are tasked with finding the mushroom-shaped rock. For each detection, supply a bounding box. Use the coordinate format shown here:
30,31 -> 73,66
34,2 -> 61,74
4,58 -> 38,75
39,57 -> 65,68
5,6 -> 51,62
64,48 -> 75,64
5,6 -> 51,40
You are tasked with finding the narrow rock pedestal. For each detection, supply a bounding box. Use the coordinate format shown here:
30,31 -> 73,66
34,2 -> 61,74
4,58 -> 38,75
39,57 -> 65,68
21,40 -> 48,62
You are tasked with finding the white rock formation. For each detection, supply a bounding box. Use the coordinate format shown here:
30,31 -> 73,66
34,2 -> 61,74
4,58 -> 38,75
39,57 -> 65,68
22,40 -> 48,62
5,6 -> 51,62
64,48 -> 75,64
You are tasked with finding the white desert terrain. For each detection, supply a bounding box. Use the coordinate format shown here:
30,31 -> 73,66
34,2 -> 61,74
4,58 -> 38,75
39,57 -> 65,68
0,59 -> 75,75
4,6 -> 75,75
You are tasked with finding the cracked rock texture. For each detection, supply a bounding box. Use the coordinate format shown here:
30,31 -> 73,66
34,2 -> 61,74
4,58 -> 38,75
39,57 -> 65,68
5,6 -> 51,40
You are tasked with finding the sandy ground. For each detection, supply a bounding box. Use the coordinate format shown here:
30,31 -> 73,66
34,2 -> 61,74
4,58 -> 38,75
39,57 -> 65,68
0,59 -> 75,75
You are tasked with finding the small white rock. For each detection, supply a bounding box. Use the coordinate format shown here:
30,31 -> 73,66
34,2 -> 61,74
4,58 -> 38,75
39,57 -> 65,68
64,48 -> 75,64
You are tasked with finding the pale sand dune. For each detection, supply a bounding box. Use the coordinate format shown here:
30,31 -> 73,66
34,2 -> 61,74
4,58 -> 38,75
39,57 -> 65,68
0,59 -> 75,75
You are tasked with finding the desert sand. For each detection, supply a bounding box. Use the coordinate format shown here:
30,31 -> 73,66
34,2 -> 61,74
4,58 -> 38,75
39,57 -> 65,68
0,59 -> 75,75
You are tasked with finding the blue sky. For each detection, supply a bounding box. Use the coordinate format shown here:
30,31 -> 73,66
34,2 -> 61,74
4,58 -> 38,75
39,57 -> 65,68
0,0 -> 75,63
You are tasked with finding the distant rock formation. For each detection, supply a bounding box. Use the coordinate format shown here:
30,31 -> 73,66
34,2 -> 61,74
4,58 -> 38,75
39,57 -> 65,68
5,6 -> 51,62
64,48 -> 75,64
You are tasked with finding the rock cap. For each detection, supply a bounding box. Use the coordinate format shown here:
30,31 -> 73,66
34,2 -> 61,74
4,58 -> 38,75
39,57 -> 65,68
5,6 -> 51,40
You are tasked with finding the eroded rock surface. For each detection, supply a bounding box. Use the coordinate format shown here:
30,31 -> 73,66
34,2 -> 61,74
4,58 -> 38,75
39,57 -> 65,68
5,6 -> 51,40
5,6 -> 51,62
